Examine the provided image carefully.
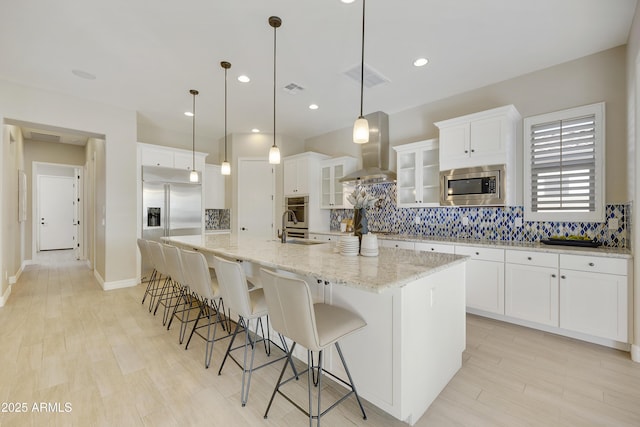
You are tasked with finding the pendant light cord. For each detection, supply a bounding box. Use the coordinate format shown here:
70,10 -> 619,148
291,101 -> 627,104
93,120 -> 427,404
359,0 -> 366,118
273,22 -> 277,149
224,67 -> 228,162
192,91 -> 196,169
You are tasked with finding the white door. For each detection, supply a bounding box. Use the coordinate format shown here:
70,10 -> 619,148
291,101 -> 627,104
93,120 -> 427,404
38,175 -> 76,250
237,159 -> 274,239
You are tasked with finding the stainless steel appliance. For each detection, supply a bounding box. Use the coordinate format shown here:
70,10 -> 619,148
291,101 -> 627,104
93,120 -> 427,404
284,195 -> 308,232
440,164 -> 505,206
142,166 -> 202,271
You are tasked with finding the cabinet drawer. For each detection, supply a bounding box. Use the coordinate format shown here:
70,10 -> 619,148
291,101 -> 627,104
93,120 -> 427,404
560,254 -> 627,276
505,250 -> 558,268
455,245 -> 504,262
380,240 -> 415,250
414,242 -> 455,254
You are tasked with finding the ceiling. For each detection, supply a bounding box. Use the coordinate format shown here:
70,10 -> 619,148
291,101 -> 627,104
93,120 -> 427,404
1,0 -> 637,145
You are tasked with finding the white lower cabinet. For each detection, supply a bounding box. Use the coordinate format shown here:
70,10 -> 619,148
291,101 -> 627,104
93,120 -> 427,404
455,245 -> 505,314
505,250 -> 559,327
308,233 -> 337,242
414,242 -> 455,254
559,254 -> 629,342
379,239 -> 415,249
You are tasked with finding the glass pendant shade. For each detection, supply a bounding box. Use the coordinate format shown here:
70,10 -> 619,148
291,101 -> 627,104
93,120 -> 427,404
269,145 -> 281,164
189,170 -> 199,182
220,161 -> 231,175
353,116 -> 369,144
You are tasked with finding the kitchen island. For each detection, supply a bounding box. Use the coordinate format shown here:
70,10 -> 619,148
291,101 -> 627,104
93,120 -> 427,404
165,234 -> 468,425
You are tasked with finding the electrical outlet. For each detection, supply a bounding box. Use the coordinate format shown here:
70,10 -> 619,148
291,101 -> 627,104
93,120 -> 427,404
414,216 -> 421,225
608,218 -> 619,230
515,217 -> 523,227
462,216 -> 469,226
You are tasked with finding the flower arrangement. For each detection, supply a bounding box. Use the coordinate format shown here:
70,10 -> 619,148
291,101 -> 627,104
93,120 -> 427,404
347,188 -> 379,210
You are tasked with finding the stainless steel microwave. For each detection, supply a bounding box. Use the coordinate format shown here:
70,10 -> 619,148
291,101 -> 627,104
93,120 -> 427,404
440,164 -> 505,206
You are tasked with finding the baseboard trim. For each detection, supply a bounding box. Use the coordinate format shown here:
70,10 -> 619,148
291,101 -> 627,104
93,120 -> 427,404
93,270 -> 137,291
632,344 -> 640,363
0,284 -> 12,307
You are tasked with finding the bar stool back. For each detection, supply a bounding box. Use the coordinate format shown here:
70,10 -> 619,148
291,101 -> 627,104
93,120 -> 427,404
260,268 -> 367,427
180,248 -> 227,368
163,244 -> 195,343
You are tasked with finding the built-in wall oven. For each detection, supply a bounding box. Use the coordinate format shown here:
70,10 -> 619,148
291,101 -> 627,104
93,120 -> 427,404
440,164 -> 505,206
285,196 -> 308,236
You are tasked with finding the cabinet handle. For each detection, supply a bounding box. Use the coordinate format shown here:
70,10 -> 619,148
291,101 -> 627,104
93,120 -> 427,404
464,150 -> 469,154
471,149 -> 475,153
475,252 -> 480,255
561,275 -> 566,279
527,256 -> 532,261
317,279 -> 322,284
324,281 -> 330,285
588,262 -> 595,267
551,274 -> 556,278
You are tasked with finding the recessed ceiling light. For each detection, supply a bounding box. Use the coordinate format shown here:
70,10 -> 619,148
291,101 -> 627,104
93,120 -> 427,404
413,58 -> 429,67
238,75 -> 250,83
309,104 -> 319,110
251,128 -> 260,133
341,0 -> 356,3
72,69 -> 96,80
184,111 -> 194,117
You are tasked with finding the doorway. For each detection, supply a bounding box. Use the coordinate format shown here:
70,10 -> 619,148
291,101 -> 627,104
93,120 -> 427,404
33,162 -> 84,259
237,158 -> 275,239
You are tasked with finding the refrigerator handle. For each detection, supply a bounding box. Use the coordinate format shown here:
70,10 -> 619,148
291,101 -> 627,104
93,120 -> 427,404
165,184 -> 170,237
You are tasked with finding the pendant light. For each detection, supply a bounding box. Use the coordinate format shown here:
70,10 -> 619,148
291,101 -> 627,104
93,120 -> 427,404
353,0 -> 369,144
189,89 -> 200,182
220,61 -> 231,176
268,16 -> 282,164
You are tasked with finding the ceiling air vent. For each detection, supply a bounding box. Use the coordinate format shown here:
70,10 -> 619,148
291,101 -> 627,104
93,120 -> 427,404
282,82 -> 305,95
344,63 -> 390,88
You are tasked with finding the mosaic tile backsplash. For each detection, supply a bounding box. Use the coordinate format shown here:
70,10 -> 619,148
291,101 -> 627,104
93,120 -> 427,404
330,184 -> 630,248
205,209 -> 230,230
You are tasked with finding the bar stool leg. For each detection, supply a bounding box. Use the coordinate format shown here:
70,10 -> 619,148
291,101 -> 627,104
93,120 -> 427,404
335,342 -> 367,420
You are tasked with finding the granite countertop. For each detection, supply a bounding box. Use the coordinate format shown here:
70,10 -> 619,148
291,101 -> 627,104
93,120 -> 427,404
164,234 -> 468,293
309,230 -> 632,259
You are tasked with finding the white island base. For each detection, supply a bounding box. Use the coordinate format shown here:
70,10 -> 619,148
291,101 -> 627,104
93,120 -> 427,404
323,263 -> 466,425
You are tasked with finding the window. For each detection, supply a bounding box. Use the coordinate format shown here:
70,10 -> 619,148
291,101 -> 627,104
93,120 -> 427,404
523,102 -> 605,222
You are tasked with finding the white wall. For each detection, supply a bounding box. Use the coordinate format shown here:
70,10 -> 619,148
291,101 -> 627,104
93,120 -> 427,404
0,80 -> 137,288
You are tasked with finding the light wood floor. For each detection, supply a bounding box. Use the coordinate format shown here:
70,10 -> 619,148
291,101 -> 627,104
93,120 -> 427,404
1,251 -> 639,426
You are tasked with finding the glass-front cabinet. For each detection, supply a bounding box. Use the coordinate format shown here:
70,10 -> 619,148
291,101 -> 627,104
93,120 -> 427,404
393,139 -> 440,207
320,156 -> 357,209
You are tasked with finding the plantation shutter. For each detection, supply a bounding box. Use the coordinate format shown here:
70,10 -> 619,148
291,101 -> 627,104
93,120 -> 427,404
529,114 -> 596,213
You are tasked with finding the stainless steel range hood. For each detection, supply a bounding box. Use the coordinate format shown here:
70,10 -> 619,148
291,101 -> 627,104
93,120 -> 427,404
339,111 -> 396,185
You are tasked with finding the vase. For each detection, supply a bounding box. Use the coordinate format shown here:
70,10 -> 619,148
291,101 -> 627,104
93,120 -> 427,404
353,208 -> 368,243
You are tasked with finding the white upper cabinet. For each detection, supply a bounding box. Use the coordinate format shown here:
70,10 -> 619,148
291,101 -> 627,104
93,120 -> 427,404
320,156 -> 357,209
139,142 -> 207,173
204,164 -> 225,209
435,105 -> 521,171
283,152 -> 329,196
393,139 -> 439,207
140,145 -> 174,167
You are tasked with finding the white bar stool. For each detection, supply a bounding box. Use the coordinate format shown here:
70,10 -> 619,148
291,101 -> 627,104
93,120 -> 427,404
212,256 -> 295,406
260,268 -> 367,427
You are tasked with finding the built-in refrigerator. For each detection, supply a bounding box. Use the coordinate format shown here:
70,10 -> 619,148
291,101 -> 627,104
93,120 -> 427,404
142,165 -> 202,274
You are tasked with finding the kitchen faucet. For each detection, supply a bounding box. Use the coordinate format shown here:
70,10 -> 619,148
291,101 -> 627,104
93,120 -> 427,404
280,210 -> 298,243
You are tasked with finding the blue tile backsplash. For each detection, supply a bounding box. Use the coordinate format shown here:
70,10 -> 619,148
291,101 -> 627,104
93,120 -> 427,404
205,209 -> 230,230
330,184 -> 630,248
